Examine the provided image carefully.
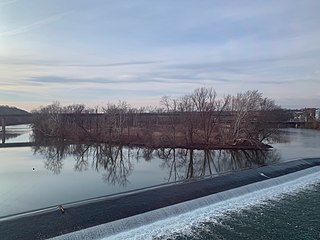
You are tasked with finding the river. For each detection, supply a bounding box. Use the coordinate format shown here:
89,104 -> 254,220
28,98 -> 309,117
1,126 -> 320,239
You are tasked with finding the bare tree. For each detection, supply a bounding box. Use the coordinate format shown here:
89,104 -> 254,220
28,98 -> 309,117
160,96 -> 179,143
190,87 -> 230,145
102,101 -> 131,141
32,101 -> 63,138
228,90 -> 280,147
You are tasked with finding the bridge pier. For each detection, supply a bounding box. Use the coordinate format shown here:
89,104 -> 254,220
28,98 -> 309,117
1,118 -> 5,144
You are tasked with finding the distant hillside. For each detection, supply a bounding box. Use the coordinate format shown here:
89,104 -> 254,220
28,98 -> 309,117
0,106 -> 29,115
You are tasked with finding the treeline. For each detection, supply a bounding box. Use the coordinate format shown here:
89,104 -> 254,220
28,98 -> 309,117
0,105 -> 29,115
0,105 -> 32,126
31,88 -> 291,149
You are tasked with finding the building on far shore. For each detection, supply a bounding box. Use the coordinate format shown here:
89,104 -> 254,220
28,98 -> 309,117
290,108 -> 320,129
316,108 -> 320,121
292,108 -> 319,122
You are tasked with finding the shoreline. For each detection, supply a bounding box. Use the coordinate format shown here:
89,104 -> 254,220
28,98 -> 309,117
33,137 -> 272,151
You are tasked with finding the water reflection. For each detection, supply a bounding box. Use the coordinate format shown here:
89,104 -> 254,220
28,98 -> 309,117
0,132 -> 20,143
33,142 -> 134,187
33,141 -> 67,174
157,148 -> 280,182
33,142 -> 280,186
0,124 -> 31,144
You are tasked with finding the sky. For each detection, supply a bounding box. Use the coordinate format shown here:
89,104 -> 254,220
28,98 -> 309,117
0,0 -> 320,111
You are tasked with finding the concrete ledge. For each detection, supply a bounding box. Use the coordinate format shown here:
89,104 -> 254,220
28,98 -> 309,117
1,158 -> 320,240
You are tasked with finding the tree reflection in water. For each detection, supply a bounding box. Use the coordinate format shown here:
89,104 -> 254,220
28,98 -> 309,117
91,144 -> 133,186
33,142 -> 135,187
157,148 -> 281,182
33,141 -> 68,174
33,141 -> 281,186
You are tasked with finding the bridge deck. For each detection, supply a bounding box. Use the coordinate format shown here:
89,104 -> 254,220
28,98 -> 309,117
0,142 -> 35,148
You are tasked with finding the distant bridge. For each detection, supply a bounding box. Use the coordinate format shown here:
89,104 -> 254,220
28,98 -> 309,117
1,114 -> 32,129
0,113 -> 32,129
0,114 -> 32,144
0,142 -> 35,148
267,121 -> 310,128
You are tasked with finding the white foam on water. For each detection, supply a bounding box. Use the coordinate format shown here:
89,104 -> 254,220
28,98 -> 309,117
50,166 -> 320,240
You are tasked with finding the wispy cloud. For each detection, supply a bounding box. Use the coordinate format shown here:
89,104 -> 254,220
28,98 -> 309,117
1,59 -> 161,68
0,12 -> 69,37
26,75 -> 174,85
0,0 -> 18,6
0,89 -> 47,102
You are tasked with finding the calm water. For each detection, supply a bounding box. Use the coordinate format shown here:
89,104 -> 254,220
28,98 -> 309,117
1,126 -> 320,219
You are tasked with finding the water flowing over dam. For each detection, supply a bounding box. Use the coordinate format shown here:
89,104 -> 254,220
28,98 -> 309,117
1,158 -> 320,240
103,166 -> 320,240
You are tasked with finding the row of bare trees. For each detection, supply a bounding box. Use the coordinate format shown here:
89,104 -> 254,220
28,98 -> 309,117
160,88 -> 286,148
31,88 -> 290,149
32,101 -> 136,142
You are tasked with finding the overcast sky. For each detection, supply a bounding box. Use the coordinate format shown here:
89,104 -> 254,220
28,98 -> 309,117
1,0 -> 320,111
